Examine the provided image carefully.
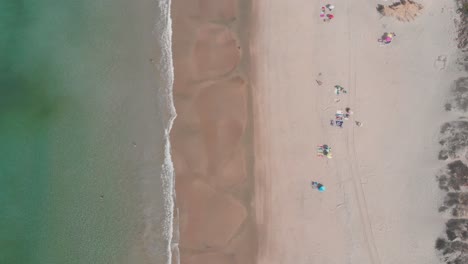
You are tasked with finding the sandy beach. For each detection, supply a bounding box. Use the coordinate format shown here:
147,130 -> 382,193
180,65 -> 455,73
251,0 -> 460,263
171,0 -> 464,263
170,1 -> 256,264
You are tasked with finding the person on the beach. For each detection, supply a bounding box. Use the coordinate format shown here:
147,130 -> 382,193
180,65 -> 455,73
378,32 -> 396,45
382,32 -> 396,44
335,85 -> 347,95
320,6 -> 326,18
335,110 -> 344,127
312,181 -> 326,192
317,145 -> 332,158
336,120 -> 343,128
355,121 -> 363,127
336,110 -> 344,117
321,144 -> 331,154
344,107 -> 353,119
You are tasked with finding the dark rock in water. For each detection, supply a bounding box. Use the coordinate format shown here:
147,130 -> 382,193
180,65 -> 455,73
438,121 -> 468,160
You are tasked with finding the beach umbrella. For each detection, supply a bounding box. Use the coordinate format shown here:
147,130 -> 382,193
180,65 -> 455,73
385,33 -> 393,42
318,185 -> 326,192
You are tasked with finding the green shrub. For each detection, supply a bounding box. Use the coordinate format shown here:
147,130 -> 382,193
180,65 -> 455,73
460,3 -> 468,15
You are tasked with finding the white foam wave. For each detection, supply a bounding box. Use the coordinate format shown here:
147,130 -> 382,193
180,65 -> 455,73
153,0 -> 178,263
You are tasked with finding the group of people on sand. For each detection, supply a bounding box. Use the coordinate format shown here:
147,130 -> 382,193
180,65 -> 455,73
317,144 -> 332,159
312,5 -> 396,192
320,4 -> 397,46
313,142 -> 332,191
320,4 -> 335,22
330,106 -> 353,128
312,84 -> 363,192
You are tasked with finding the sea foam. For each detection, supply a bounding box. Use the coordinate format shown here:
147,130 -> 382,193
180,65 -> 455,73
153,0 -> 178,264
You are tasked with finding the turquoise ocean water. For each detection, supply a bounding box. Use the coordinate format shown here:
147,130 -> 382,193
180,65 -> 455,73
0,1 -> 175,263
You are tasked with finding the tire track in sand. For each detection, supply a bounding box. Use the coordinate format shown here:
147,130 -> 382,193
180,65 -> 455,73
344,2 -> 381,263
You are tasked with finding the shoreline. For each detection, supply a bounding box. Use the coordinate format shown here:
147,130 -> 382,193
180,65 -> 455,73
170,1 -> 257,264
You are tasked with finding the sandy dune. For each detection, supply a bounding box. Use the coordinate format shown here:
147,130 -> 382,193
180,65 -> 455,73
377,0 -> 423,22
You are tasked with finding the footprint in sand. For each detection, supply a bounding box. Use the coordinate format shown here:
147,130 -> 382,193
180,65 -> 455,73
434,55 -> 447,70
309,242 -> 323,256
374,215 -> 395,233
360,173 -> 375,184
376,222 -> 387,232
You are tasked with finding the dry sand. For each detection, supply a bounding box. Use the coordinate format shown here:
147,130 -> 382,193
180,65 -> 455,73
171,0 -> 463,263
251,0 -> 459,263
